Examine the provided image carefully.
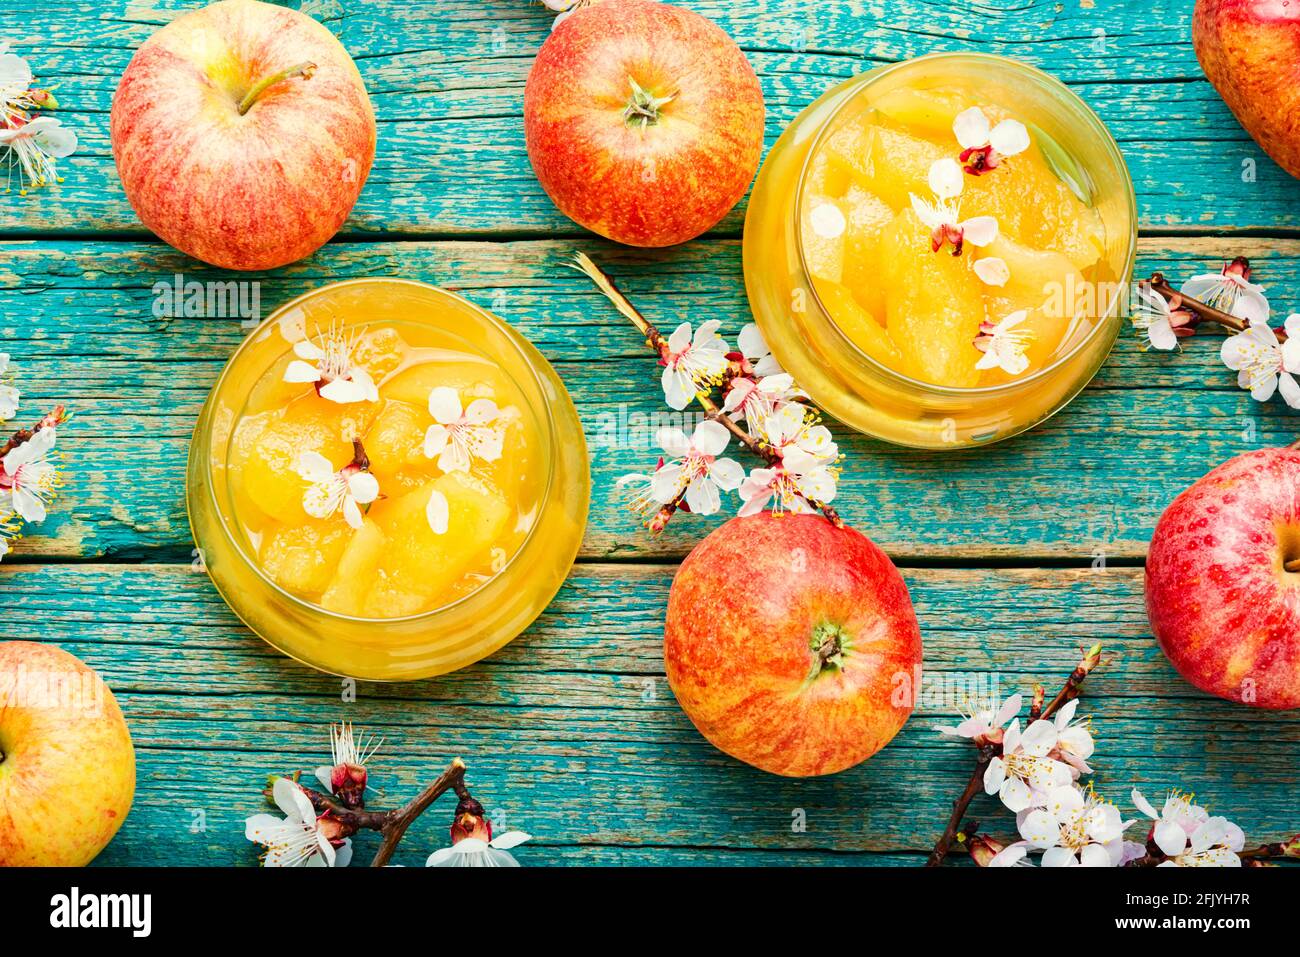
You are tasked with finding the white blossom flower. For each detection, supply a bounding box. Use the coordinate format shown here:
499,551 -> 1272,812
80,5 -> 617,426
953,106 -> 1030,175
423,386 -> 505,473
983,718 -> 1073,812
660,320 -> 730,410
974,310 -> 1033,376
1181,259 -> 1269,326
1220,316 -> 1300,408
295,452 -> 379,529
427,830 -> 531,867
1017,785 -> 1133,867
245,777 -> 353,868
1131,285 -> 1194,351
935,692 -> 1022,745
0,353 -> 18,420
723,372 -> 800,425
738,403 -> 838,516
0,115 -> 76,194
283,324 -> 380,405
1131,789 -> 1245,867
650,419 -> 743,515
0,44 -> 33,104
736,323 -> 784,379
1050,698 -> 1095,775
0,425 -> 57,522
910,159 -> 999,255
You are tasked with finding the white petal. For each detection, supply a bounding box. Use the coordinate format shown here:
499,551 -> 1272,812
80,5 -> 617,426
1279,373 -> 1300,410
1131,788 -> 1159,820
283,359 -> 323,383
347,470 -> 379,504
12,486 -> 45,523
423,424 -> 450,460
295,451 -> 335,482
809,202 -> 846,239
960,216 -> 999,247
1153,819 -> 1188,857
319,378 -> 368,404
661,368 -> 693,410
333,839 -> 353,868
35,122 -> 77,158
1018,809 -> 1059,848
953,106 -> 991,150
993,694 -> 1022,727
1180,274 -> 1223,302
984,757 -> 1007,794
737,323 -> 768,360
973,256 -> 1010,287
342,496 -> 363,530
1232,286 -> 1270,325
1041,846 -> 1079,867
463,398 -> 499,424
989,119 -> 1030,156
1055,699 -> 1079,728
684,476 -> 721,515
244,813 -> 283,843
426,488 -> 449,534
657,427 -> 692,458
293,339 -> 326,360
1019,719 -> 1059,757
691,419 -> 731,457
651,464 -> 685,503
272,777 -> 314,823
909,193 -> 944,230
693,319 -> 724,350
928,158 -> 965,199
667,322 -> 692,354
709,457 -> 744,491
1000,777 -> 1033,813
1147,318 -> 1179,351
426,847 -> 458,867
428,386 -> 463,423
988,843 -> 1029,867
489,831 -> 531,850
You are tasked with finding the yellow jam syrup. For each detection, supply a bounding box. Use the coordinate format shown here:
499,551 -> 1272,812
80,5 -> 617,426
744,54 -> 1136,448
188,280 -> 590,680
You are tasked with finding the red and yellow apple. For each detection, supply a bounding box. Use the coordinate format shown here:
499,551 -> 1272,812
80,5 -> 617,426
524,0 -> 765,247
110,0 -> 376,270
1194,0 -> 1300,179
1146,446 -> 1300,709
664,514 -> 923,777
0,642 -> 136,866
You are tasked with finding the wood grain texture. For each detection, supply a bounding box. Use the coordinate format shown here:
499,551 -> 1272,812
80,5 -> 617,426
0,235 -> 1296,563
3,561 -> 1291,867
3,0 -> 1300,236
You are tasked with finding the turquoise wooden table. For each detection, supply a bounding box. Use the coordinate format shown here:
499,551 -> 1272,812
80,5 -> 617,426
4,0 -> 1299,866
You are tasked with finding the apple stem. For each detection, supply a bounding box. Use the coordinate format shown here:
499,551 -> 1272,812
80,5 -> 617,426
623,77 -> 676,130
237,61 -> 317,116
569,252 -> 845,530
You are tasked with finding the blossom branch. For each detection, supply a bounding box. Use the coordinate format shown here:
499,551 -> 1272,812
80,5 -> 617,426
926,643 -> 1103,868
0,404 -> 67,457
570,252 -> 843,528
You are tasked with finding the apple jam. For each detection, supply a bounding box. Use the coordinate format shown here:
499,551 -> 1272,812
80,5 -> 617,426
744,53 -> 1136,449
187,279 -> 590,680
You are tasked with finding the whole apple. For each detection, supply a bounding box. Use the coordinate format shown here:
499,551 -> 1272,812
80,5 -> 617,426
664,514 -> 923,777
0,642 -> 136,865
1194,0 -> 1300,179
524,0 -> 765,247
1146,446 -> 1300,709
110,0 -> 376,270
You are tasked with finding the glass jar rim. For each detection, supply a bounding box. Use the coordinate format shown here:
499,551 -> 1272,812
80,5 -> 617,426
200,277 -> 560,624
794,51 -> 1138,397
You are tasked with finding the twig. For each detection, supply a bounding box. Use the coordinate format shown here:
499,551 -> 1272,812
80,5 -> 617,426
0,404 -> 67,458
926,643 -> 1104,867
371,758 -> 467,867
570,252 -> 843,528
926,745 -> 996,867
1145,273 -> 1250,335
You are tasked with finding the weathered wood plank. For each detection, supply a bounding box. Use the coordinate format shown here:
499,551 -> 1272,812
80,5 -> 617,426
2,562 -> 1293,866
1,236 -> 1296,562
2,0 -> 1298,235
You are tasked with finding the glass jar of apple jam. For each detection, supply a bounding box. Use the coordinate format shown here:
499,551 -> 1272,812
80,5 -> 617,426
187,279 -> 590,681
744,53 -> 1136,449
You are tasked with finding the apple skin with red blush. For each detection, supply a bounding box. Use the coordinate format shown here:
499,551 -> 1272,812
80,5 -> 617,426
1146,447 -> 1300,709
664,513 -> 923,777
1194,0 -> 1300,179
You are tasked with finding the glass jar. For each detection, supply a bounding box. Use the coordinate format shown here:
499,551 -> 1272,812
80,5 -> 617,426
187,279 -> 590,681
743,53 -> 1137,449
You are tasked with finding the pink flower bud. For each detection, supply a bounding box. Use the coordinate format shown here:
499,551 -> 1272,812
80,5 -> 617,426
450,796 -> 492,845
329,763 -> 368,809
966,833 -> 1006,867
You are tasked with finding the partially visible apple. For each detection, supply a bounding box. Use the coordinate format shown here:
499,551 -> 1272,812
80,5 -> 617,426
0,642 -> 136,865
1194,0 -> 1300,179
111,0 -> 376,270
664,514 -> 923,777
1146,446 -> 1300,709
524,0 -> 765,247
